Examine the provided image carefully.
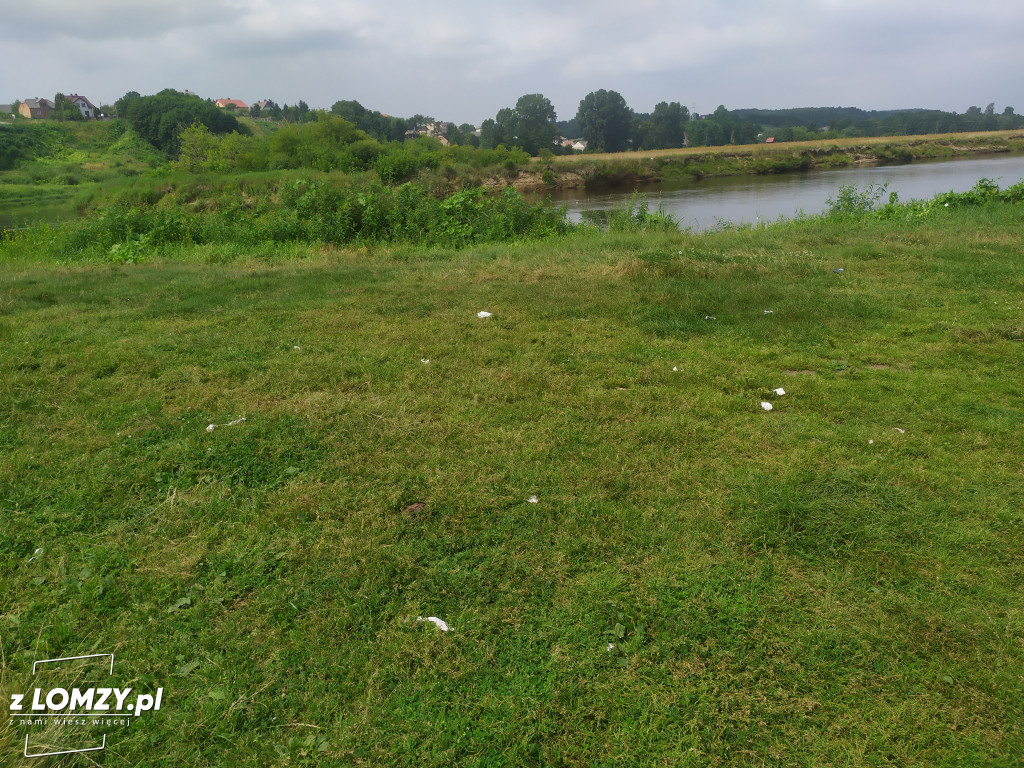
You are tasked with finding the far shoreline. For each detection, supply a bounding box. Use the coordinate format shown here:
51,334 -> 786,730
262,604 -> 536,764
497,130 -> 1024,193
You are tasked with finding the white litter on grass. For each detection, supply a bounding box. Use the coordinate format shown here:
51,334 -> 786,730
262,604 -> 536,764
833,268 -> 845,273
705,315 -> 716,321
416,616 -> 450,632
773,388 -> 786,396
477,311 -> 492,318
606,643 -> 615,651
672,366 -> 678,372
293,346 -> 301,350
764,310 -> 774,314
761,402 -> 774,411
869,440 -> 874,445
28,547 -> 42,563
527,495 -> 538,503
893,427 -> 906,434
421,359 -> 430,364
206,417 -> 247,433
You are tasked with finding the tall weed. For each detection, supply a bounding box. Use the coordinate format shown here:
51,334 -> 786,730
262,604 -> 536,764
605,193 -> 680,232
2,181 -> 574,260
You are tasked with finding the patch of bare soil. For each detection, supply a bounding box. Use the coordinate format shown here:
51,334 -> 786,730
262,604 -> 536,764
482,169 -> 588,193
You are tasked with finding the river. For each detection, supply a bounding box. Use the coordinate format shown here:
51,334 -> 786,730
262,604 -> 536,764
550,153 -> 1024,230
6,154 -> 1024,233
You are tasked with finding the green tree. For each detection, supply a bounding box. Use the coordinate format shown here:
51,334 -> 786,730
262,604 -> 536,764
982,103 -> 998,131
267,112 -> 372,171
511,93 -> 557,155
176,123 -> 220,171
480,108 -> 516,149
576,89 -> 632,152
115,91 -> 141,120
478,118 -> 498,149
459,122 -> 481,148
645,101 -> 688,149
263,100 -> 282,120
331,99 -> 367,124
479,94 -> 558,155
119,89 -> 247,155
54,93 -> 85,122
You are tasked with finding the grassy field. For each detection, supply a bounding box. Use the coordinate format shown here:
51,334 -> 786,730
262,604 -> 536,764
1,196 -> 1023,765
0,121 -> 166,229
551,130 -> 1024,163
536,131 -> 1024,191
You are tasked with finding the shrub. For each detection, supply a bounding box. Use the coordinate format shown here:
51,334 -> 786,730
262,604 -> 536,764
825,182 -> 888,218
606,193 -> 680,232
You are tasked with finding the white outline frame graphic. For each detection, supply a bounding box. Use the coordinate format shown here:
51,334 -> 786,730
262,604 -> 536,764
33,653 -> 114,676
25,734 -> 106,759
22,653 -> 115,759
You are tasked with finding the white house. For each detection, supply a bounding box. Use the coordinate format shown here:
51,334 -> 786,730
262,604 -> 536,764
68,94 -> 99,118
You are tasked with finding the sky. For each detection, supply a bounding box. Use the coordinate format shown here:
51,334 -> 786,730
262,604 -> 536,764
4,0 -> 1023,125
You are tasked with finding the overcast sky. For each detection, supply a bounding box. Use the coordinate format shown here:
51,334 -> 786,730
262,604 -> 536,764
4,1 -> 1022,124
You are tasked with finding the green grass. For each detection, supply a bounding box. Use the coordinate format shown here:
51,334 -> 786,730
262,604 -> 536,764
1,202 -> 1022,766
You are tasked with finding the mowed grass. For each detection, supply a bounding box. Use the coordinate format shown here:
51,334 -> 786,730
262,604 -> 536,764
548,130 -> 1024,163
1,207 -> 1022,766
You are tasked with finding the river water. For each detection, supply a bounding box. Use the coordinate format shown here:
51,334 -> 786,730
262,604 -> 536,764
550,153 -> 1024,230
6,153 -> 1024,233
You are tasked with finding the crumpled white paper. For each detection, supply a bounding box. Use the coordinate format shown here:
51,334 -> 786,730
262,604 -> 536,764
761,402 -> 773,411
206,417 -> 247,432
477,311 -> 492,318
416,616 -> 450,632
773,388 -> 786,396
527,495 -> 538,503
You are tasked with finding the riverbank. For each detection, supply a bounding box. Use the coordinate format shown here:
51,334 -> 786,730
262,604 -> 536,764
2,197 -> 1022,766
503,130 -> 1024,192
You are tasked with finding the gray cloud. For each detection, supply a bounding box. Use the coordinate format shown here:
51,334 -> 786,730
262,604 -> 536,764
6,0 -> 239,40
3,0 -> 1022,124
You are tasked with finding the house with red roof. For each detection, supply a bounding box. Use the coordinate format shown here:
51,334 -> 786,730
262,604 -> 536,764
215,98 -> 249,110
68,94 -> 99,118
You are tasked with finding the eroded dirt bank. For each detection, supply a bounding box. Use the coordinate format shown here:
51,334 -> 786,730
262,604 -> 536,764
487,132 -> 1024,193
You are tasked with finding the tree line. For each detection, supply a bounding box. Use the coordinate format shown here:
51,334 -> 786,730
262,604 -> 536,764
477,92 -> 1024,155
111,89 -> 1024,163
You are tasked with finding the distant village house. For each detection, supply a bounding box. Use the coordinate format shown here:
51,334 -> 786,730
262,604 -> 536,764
405,121 -> 449,144
19,98 -> 55,119
215,98 -> 249,110
68,94 -> 99,119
